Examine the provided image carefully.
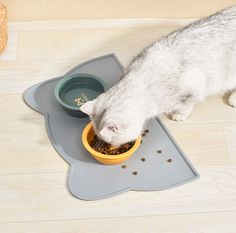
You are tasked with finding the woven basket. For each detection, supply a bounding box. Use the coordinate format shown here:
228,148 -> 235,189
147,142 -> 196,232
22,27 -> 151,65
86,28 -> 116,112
0,4 -> 7,53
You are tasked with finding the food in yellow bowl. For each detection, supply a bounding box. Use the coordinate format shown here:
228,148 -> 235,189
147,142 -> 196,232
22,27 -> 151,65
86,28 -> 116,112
82,122 -> 141,165
90,135 -> 135,155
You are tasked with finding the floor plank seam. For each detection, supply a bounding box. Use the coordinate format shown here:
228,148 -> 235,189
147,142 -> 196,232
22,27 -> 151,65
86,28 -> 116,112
0,171 -> 68,176
7,18 -> 197,32
0,210 -> 235,224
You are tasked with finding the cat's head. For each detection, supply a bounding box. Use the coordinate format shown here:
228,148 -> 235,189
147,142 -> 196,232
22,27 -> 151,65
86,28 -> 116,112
80,98 -> 143,146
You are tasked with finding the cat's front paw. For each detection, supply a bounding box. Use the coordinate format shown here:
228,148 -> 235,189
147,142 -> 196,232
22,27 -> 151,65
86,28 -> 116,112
228,92 -> 236,108
171,112 -> 189,121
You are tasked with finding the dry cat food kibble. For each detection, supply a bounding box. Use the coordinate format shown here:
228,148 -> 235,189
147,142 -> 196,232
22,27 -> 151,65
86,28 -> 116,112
141,157 -> 146,162
157,149 -> 162,154
144,129 -> 149,133
132,171 -> 138,175
142,133 -> 146,137
167,159 -> 172,163
121,165 -> 127,169
90,135 -> 135,155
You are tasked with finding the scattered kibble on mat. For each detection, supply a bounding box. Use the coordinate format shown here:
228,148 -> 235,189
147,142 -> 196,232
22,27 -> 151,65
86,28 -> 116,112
157,149 -> 162,154
142,133 -> 146,137
167,159 -> 172,163
121,165 -> 127,169
90,135 -> 135,155
141,157 -> 146,162
144,129 -> 149,133
132,171 -> 138,175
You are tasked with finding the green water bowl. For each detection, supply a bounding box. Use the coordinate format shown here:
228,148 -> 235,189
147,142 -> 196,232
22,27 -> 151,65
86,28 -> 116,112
54,73 -> 106,117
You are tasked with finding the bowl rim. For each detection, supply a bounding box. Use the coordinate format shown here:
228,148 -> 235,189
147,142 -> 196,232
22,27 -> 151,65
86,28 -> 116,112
82,122 -> 141,160
54,73 -> 106,111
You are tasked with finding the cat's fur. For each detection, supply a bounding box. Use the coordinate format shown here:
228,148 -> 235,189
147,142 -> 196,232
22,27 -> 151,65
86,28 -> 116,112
81,6 -> 236,146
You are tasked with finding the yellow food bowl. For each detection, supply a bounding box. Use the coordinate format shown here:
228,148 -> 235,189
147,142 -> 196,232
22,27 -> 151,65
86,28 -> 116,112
82,122 -> 141,165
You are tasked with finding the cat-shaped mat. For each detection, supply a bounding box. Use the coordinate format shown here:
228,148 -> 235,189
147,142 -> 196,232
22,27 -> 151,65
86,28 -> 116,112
23,54 -> 199,200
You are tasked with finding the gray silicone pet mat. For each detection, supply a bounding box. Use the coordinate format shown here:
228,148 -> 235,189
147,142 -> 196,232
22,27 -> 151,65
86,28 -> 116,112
23,54 -> 199,200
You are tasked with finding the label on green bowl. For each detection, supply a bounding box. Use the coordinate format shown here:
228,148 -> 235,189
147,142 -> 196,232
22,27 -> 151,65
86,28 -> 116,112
74,93 -> 89,106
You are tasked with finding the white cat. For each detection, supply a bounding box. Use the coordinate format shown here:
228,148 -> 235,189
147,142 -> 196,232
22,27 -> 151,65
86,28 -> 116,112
81,6 -> 236,146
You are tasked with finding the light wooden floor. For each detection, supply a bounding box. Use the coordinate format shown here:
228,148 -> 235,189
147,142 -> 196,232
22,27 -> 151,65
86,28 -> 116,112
0,19 -> 236,233
2,0 -> 236,21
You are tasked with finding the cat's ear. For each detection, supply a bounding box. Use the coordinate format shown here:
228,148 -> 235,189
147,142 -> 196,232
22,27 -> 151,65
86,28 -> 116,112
100,122 -> 119,137
80,100 -> 95,116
